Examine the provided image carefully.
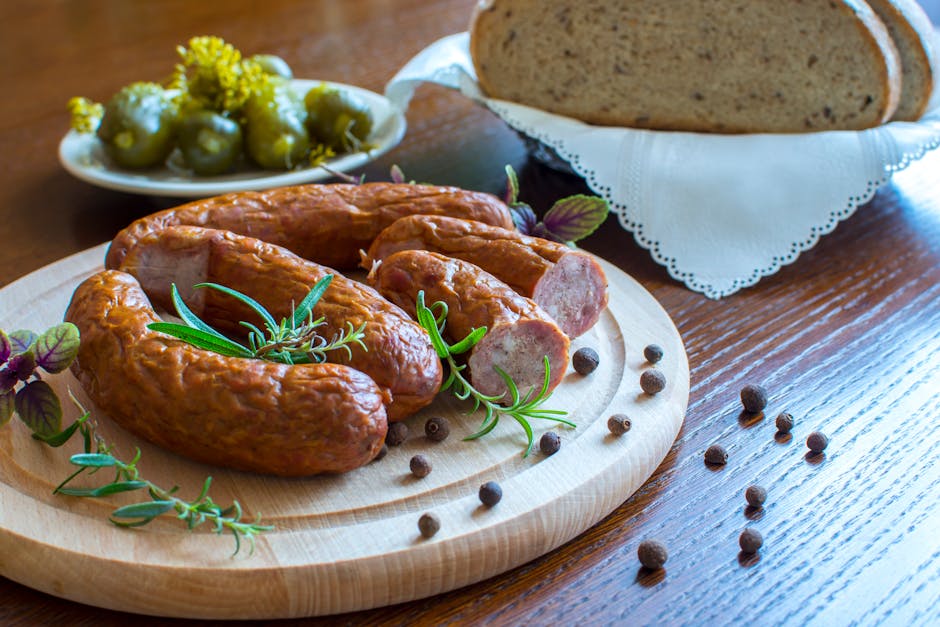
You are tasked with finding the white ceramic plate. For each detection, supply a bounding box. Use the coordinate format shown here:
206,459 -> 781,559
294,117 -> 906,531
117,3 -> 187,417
58,80 -> 406,198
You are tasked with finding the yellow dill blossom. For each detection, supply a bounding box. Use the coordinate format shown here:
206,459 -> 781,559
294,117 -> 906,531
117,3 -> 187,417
67,97 -> 103,134
308,143 -> 336,167
170,35 -> 266,115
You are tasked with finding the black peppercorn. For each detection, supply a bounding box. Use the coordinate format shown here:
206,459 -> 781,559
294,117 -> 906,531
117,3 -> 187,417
410,454 -> 432,478
424,416 -> 450,442
386,421 -> 409,446
607,414 -> 632,435
745,485 -> 767,508
704,443 -> 728,465
572,347 -> 600,375
418,512 -> 440,538
775,412 -> 794,434
740,384 -> 768,413
640,369 -> 666,395
540,431 -> 561,455
637,539 -> 668,570
739,528 -> 763,553
806,431 -> 829,454
643,344 -> 664,364
479,481 -> 502,507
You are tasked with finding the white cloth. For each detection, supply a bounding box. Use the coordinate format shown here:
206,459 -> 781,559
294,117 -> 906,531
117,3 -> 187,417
385,33 -> 940,298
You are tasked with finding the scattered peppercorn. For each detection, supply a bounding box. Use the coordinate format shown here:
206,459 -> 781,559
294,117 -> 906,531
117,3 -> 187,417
806,431 -> 829,454
775,412 -> 794,434
540,431 -> 561,455
745,485 -> 767,508
572,347 -> 600,375
643,344 -> 664,364
640,369 -> 666,395
739,528 -> 763,554
386,421 -> 409,446
740,384 -> 768,413
410,454 -> 432,478
607,414 -> 632,435
704,443 -> 728,465
372,444 -> 388,462
424,416 -> 451,442
479,481 -> 503,507
637,539 -> 668,570
418,512 -> 440,538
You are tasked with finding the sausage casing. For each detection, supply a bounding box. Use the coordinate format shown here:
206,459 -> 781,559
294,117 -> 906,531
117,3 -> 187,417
65,270 -> 389,476
118,225 -> 443,421
364,215 -> 608,337
105,182 -> 514,270
368,250 -> 570,400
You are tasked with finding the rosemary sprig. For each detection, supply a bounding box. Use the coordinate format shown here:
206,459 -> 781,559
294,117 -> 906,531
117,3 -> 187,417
148,276 -> 367,365
41,393 -> 272,556
414,291 -> 574,457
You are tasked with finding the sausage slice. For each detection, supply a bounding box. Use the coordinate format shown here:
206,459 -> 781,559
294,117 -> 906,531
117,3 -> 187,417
364,215 -> 608,337
118,225 -> 443,421
368,250 -> 570,400
65,270 -> 389,476
105,182 -> 514,271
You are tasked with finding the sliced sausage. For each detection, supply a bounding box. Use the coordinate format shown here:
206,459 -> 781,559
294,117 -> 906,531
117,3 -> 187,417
368,250 -> 570,400
65,270 -> 389,476
105,182 -> 514,271
364,215 -> 608,337
118,225 -> 443,421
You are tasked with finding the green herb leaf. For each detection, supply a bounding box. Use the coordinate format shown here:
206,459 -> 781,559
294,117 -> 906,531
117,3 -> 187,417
57,480 -> 148,498
449,327 -> 487,356
504,164 -> 520,205
542,194 -> 609,243
195,282 -> 278,331
148,322 -> 253,358
111,500 -> 177,520
0,390 -> 13,427
291,275 -> 332,328
14,380 -> 62,437
8,330 -> 37,355
33,322 -> 80,374
31,415 -> 86,447
168,284 -> 231,341
70,453 -> 120,468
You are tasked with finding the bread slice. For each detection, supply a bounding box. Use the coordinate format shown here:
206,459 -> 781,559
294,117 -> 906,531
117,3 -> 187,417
864,0 -> 936,120
469,0 -> 902,133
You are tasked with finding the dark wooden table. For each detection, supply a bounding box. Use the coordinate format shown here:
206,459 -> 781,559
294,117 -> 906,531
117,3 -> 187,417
2,1 -> 939,624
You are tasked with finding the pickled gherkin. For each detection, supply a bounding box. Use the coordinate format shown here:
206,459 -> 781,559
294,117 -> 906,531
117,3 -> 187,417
304,84 -> 373,152
96,83 -> 179,169
178,110 -> 243,175
244,80 -> 309,170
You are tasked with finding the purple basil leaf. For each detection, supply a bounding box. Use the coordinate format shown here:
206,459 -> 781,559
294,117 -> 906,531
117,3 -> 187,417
504,164 -> 520,205
0,368 -> 17,394
0,390 -> 13,427
14,379 -> 62,437
8,351 -> 37,381
542,194 -> 609,243
389,164 -> 406,184
510,202 -> 537,235
9,330 -> 36,355
34,323 -> 80,374
0,330 -> 10,364
531,222 -> 566,243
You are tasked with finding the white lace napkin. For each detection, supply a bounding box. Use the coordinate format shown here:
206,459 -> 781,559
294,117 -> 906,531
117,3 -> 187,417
385,32 -> 940,298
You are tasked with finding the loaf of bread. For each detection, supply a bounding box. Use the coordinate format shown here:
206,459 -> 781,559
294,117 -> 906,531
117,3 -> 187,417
469,0 -> 905,133
865,0 -> 936,120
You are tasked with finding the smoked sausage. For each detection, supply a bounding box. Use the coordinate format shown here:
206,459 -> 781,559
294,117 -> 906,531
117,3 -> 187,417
368,250 -> 570,400
364,215 -> 609,337
105,182 -> 515,271
65,270 -> 389,476
118,225 -> 443,421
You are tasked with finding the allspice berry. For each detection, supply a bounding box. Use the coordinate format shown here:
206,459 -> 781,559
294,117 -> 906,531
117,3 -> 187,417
572,347 -> 600,375
745,485 -> 767,508
540,431 -> 561,455
704,443 -> 728,465
637,539 -> 668,570
643,344 -> 664,364
607,414 -> 632,436
386,421 -> 409,446
740,384 -> 768,413
410,454 -> 432,478
806,431 -> 829,454
739,528 -> 763,554
424,416 -> 451,442
479,481 -> 503,507
775,412 -> 794,434
640,369 -> 666,395
418,512 -> 440,538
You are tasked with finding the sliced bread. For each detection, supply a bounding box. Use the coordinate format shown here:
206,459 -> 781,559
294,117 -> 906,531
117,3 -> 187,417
865,0 -> 936,120
469,0 -> 903,133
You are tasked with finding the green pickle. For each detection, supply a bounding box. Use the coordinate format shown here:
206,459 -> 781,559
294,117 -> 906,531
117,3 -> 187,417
96,82 -> 178,169
178,110 -> 243,175
304,85 -> 373,152
250,54 -> 293,80
244,80 -> 309,170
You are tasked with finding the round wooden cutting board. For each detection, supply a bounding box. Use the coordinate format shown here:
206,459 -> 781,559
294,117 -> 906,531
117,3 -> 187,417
0,243 -> 688,619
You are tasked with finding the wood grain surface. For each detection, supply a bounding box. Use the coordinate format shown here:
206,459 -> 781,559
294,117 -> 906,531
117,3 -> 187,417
1,1 -> 939,625
0,245 -> 687,619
